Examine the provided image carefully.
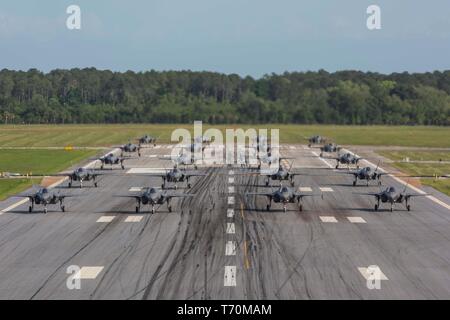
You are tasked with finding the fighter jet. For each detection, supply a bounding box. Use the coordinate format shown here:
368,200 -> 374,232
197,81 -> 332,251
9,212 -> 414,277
94,153 -> 133,170
17,187 -> 77,213
141,166 -> 206,189
307,135 -> 327,147
160,151 -> 198,169
119,142 -> 142,157
115,187 -> 194,213
194,135 -> 211,144
257,151 -> 293,170
324,152 -> 363,169
137,134 -> 157,146
246,185 -> 322,212
355,185 -> 428,212
54,167 -> 104,188
344,165 -> 386,186
317,143 -> 342,157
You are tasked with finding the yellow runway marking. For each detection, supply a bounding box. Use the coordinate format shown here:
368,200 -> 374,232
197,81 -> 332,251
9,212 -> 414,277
241,202 -> 250,269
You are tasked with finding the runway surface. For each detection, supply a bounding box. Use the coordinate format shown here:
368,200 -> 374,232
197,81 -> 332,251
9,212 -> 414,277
0,144 -> 450,299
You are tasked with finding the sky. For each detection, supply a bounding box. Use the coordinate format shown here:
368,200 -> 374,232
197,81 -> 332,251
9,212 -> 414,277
0,0 -> 450,77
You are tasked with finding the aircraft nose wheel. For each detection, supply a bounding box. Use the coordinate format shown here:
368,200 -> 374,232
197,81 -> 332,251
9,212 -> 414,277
407,204 -> 411,211
374,204 -> 379,211
187,183 -> 191,188
28,206 -> 33,213
290,180 -> 295,187
299,205 -> 303,212
94,182 -> 98,187
265,181 -> 269,187
135,206 -> 140,213
44,208 -> 48,214
68,182 -> 72,188
168,206 -> 172,212
266,204 -> 270,211
61,206 -> 65,212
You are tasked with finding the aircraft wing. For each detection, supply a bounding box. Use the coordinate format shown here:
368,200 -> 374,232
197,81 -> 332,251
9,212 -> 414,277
245,192 -> 273,197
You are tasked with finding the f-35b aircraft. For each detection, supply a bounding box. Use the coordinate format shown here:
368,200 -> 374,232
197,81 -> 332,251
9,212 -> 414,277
307,135 -> 327,147
94,153 -> 133,170
116,187 -> 194,213
356,185 -> 428,212
140,166 -> 206,189
17,187 -> 77,213
160,151 -> 198,169
246,185 -> 322,212
344,165 -> 386,186
137,134 -> 157,146
119,142 -> 142,157
323,152 -> 363,169
317,143 -> 342,157
56,167 -> 104,188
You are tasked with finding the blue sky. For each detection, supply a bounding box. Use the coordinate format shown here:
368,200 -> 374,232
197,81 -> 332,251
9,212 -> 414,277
1,0 -> 450,77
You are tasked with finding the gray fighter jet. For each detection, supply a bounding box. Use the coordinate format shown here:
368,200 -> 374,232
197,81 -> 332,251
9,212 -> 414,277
246,185 -> 322,212
17,187 -> 77,213
116,187 -> 194,213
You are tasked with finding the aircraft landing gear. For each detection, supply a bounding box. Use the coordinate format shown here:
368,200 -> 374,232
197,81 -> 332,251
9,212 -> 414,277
29,206 -> 33,213
44,207 -> 48,214
68,181 -> 72,188
299,204 -> 303,212
266,204 -> 271,211
61,206 -> 65,212
168,205 -> 172,212
353,180 -> 357,186
187,183 -> 191,189
374,204 -> 378,211
94,182 -> 98,187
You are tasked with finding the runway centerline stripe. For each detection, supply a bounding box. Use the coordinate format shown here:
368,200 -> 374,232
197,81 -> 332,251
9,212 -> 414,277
75,266 -> 104,280
299,187 -> 312,192
228,196 -> 235,205
319,187 -> 334,192
347,216 -> 367,224
96,216 -> 115,223
319,216 -> 338,223
226,223 -> 235,234
227,209 -> 234,218
225,241 -> 236,256
228,186 -> 235,194
358,266 -> 389,281
125,216 -> 144,222
224,266 -> 236,287
228,177 -> 234,184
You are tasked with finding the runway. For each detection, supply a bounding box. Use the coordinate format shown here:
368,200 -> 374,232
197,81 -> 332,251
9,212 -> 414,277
0,144 -> 450,299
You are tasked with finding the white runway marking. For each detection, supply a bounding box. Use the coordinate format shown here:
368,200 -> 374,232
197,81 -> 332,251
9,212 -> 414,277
128,187 -> 143,192
319,216 -> 338,223
228,177 -> 234,184
311,151 -> 334,169
226,223 -> 235,234
228,196 -> 235,205
319,187 -> 334,192
299,187 -> 312,192
224,266 -> 237,286
97,216 -> 115,223
126,168 -> 166,174
125,216 -> 143,222
154,146 -> 161,149
225,241 -> 236,256
228,186 -> 235,194
289,146 -> 296,149
227,209 -> 235,218
149,155 -> 157,158
76,266 -> 104,279
0,198 -> 28,215
347,216 -> 367,224
358,266 -> 389,280
228,170 -> 234,175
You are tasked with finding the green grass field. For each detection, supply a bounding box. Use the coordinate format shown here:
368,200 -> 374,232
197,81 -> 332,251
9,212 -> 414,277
379,151 -> 450,162
0,149 -> 98,175
379,151 -> 450,196
0,178 -> 40,201
0,149 -> 98,200
1,124 -> 450,147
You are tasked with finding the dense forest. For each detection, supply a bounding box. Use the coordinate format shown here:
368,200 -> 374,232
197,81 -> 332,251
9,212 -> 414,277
0,68 -> 450,125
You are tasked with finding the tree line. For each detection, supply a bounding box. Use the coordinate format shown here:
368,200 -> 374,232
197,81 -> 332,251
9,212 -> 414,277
0,68 -> 449,125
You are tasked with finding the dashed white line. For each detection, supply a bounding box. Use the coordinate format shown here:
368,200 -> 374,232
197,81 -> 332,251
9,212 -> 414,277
228,196 -> 235,205
75,266 -> 104,279
228,170 -> 234,175
225,241 -> 236,256
125,216 -> 143,222
299,187 -> 312,192
347,216 -> 367,224
227,209 -> 235,218
319,187 -> 334,192
228,177 -> 235,184
224,266 -> 237,286
96,216 -> 115,223
319,216 -> 338,223
226,223 -> 235,234
128,187 -> 143,192
228,186 -> 235,194
358,266 -> 389,281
